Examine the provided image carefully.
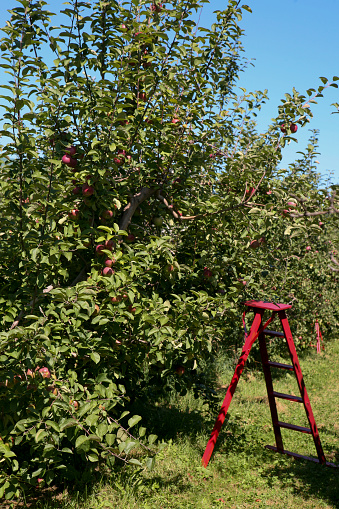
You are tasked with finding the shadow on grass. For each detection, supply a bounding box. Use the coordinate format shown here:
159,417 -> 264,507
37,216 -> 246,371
261,450 -> 339,508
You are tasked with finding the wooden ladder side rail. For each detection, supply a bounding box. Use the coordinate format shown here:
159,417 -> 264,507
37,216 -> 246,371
201,309 -> 276,468
278,310 -> 326,465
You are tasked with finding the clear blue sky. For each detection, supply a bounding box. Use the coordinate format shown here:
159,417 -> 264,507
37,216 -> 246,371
0,0 -> 338,183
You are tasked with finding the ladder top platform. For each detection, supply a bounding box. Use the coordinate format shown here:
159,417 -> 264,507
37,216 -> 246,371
244,300 -> 292,311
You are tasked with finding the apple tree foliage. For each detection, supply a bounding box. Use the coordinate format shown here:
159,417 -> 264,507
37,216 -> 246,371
0,0 -> 338,499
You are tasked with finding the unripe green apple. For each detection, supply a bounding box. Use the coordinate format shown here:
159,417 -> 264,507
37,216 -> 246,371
153,216 -> 163,227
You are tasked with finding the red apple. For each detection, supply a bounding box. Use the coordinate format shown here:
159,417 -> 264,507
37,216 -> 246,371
280,123 -> 286,134
62,154 -> 77,168
38,367 -> 51,379
111,295 -> 122,304
70,400 -> 79,411
72,186 -> 81,195
165,264 -> 174,274
138,92 -> 147,102
114,157 -> 123,165
290,123 -> 298,133
128,305 -> 136,313
203,267 -> 213,278
287,201 -> 297,207
171,117 -> 180,124
306,246 -> 311,251
249,239 -> 260,249
104,258 -> 116,267
102,267 -> 114,276
68,209 -> 80,219
126,234 -> 135,243
82,184 -> 94,196
175,366 -> 185,376
151,2 -> 163,12
65,145 -> 77,156
102,210 -> 114,220
96,244 -> 105,255
105,239 -> 116,250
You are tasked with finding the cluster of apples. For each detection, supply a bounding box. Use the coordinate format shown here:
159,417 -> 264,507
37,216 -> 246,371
249,236 -> 266,249
280,123 -> 298,134
62,145 -> 78,169
96,238 -> 116,276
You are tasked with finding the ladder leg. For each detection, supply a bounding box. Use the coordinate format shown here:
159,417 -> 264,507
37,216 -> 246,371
202,310 -> 264,467
258,329 -> 284,451
278,310 -> 326,464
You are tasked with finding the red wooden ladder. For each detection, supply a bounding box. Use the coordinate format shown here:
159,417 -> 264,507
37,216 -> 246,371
202,300 -> 337,468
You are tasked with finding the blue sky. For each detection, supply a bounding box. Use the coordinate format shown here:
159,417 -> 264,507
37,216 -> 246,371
0,0 -> 338,183
198,0 -> 339,184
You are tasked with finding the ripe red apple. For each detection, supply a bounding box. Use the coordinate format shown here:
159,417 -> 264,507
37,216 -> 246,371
102,267 -> 114,276
38,367 -> 51,379
82,184 -> 94,196
68,209 -> 80,219
72,186 -> 81,195
287,201 -> 297,207
165,264 -> 174,274
104,258 -> 116,267
105,239 -> 116,250
319,221 -> 324,227
128,305 -> 136,313
70,400 -> 79,411
249,239 -> 260,249
266,190 -> 272,195
306,246 -> 311,251
151,2 -> 163,12
111,295 -> 122,304
65,145 -> 77,156
126,234 -> 135,243
138,92 -> 147,102
175,366 -> 185,376
96,244 -> 106,255
171,117 -> 180,124
280,123 -> 286,133
281,209 -> 290,217
290,123 -> 298,133
203,267 -> 213,278
153,216 -> 163,227
62,154 -> 77,168
102,210 -> 114,220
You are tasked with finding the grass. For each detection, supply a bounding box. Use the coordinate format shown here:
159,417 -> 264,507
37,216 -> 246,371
3,339 -> 339,509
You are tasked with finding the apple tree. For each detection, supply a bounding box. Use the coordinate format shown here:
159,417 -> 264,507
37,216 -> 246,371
0,0 -> 338,500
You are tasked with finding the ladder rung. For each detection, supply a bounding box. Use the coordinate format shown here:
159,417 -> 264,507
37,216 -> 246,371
277,421 -> 312,434
263,329 -> 285,337
272,391 -> 303,403
265,446 -> 339,468
267,361 -> 294,371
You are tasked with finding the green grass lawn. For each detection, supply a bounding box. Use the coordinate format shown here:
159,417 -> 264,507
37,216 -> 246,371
4,339 -> 339,509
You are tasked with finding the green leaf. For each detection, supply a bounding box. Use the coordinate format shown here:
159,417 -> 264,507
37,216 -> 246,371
128,415 -> 142,428
90,352 -> 100,364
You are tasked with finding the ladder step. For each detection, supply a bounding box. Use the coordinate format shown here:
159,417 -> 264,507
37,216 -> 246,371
265,445 -> 338,468
263,329 -> 285,337
267,361 -> 294,371
272,391 -> 303,403
277,421 -> 312,434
